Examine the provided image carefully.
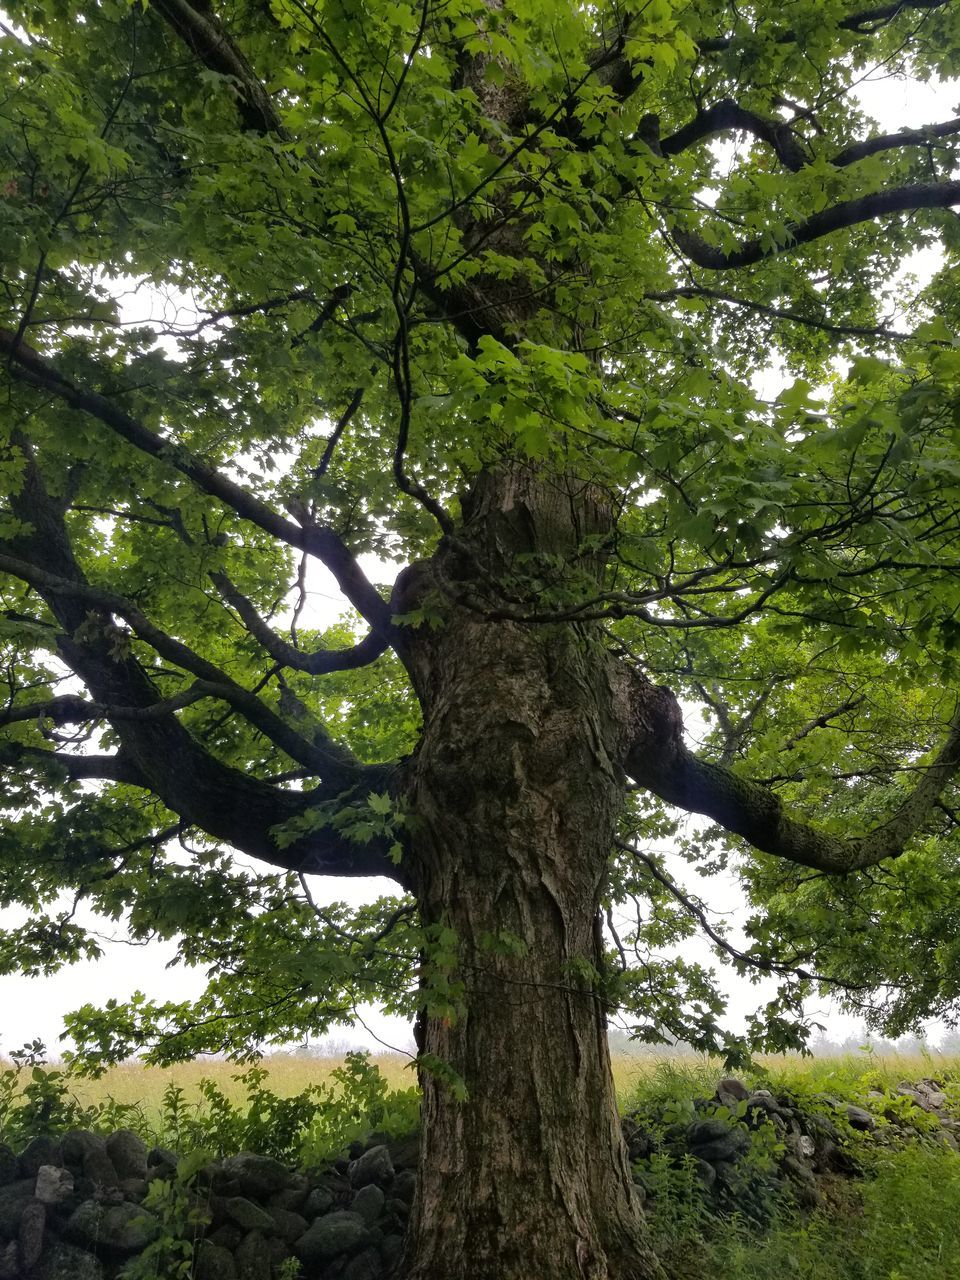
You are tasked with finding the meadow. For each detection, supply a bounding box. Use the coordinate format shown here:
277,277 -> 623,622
21,1046 -> 956,1116
2,1049 -> 958,1278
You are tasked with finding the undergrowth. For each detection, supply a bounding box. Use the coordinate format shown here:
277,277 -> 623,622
651,1145 -> 960,1279
1,1047 -> 958,1277
0,1042 -> 420,1165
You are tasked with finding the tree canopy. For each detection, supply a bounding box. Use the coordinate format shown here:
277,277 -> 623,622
2,0 -> 960,1074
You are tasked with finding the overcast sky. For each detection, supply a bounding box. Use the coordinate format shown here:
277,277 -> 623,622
1,61 -> 957,1061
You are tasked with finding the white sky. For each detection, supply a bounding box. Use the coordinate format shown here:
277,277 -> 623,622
1,63 -> 958,1061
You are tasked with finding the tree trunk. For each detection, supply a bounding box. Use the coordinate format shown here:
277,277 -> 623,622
398,469 -> 660,1280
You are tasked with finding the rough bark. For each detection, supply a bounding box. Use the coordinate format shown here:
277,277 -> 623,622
396,468 -> 659,1280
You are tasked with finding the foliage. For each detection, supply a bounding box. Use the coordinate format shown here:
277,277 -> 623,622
0,1040 -> 142,1146
656,1146 -> 960,1280
119,1152 -> 212,1280
298,1050 -> 421,1165
0,0 -> 960,1110
0,1046 -> 419,1165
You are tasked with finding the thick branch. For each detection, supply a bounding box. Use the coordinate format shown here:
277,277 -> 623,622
696,0 -> 952,54
655,101 -> 960,174
625,672 -> 960,873
0,740 -> 144,786
0,550 -> 360,782
659,100 -> 808,171
211,572 -> 389,674
832,116 -> 960,167
0,451 -> 405,880
673,180 -> 960,270
0,730 -> 399,880
151,0 -> 283,134
0,687 -> 209,727
0,329 -> 393,635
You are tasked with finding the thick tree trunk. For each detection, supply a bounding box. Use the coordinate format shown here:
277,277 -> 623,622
397,469 -> 660,1280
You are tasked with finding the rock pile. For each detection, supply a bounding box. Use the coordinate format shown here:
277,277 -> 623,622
622,1075 -> 959,1221
0,1077 -> 955,1278
0,1129 -> 417,1279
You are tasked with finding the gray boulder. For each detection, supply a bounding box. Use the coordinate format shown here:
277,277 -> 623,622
303,1185 -> 335,1219
209,1224 -> 244,1252
0,1182 -> 35,1239
146,1146 -> 179,1179
391,1170 -> 416,1206
35,1242 -> 104,1280
716,1078 -> 749,1106
105,1130 -> 148,1180
343,1246 -> 384,1280
349,1146 -> 394,1190
61,1132 -> 119,1189
268,1175 -> 309,1213
19,1198 -> 46,1271
381,1233 -> 404,1273
235,1229 -> 273,1280
268,1206 -> 309,1243
35,1164 -> 75,1205
265,1234 -> 293,1270
845,1104 -> 876,1132
219,1154 -> 292,1199
785,1133 -> 816,1160
295,1210 -> 371,1265
223,1196 -> 277,1234
351,1184 -> 385,1225
744,1090 -> 781,1116
383,1134 -> 419,1171
118,1176 -> 149,1203
0,1240 -> 17,1280
195,1241 -> 238,1280
65,1199 -> 159,1254
687,1118 -> 749,1164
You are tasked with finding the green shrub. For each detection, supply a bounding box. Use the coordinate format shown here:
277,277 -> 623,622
657,1144 -> 960,1279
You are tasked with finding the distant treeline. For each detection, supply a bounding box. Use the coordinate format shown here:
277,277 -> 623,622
604,1027 -> 960,1058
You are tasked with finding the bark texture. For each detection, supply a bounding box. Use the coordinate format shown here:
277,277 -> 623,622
398,469 -> 660,1280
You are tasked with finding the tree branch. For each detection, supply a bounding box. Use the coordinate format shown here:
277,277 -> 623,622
0,448 -> 406,881
625,671 -> 960,873
672,180 -> 960,271
659,99 -> 808,171
643,286 -> 909,339
653,98 -> 960,175
696,0 -> 952,54
0,550 -> 361,783
0,328 -> 394,636
617,840 -> 866,989
211,572 -> 389,674
150,0 -> 283,134
832,116 -> 960,167
0,739 -> 144,786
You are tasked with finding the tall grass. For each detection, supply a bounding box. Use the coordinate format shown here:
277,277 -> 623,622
654,1146 -> 960,1280
3,1048 -> 954,1123
1,1049 -> 957,1277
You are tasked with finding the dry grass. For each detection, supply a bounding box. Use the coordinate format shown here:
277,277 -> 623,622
5,1048 -> 954,1121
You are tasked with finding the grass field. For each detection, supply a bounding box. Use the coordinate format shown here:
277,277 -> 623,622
3,1049 -> 958,1278
5,1047 -> 954,1119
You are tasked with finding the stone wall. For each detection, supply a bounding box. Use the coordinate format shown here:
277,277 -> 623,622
0,1130 -> 414,1280
0,1077 -> 955,1279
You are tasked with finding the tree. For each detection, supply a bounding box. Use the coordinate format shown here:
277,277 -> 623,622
2,0 -> 960,1275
